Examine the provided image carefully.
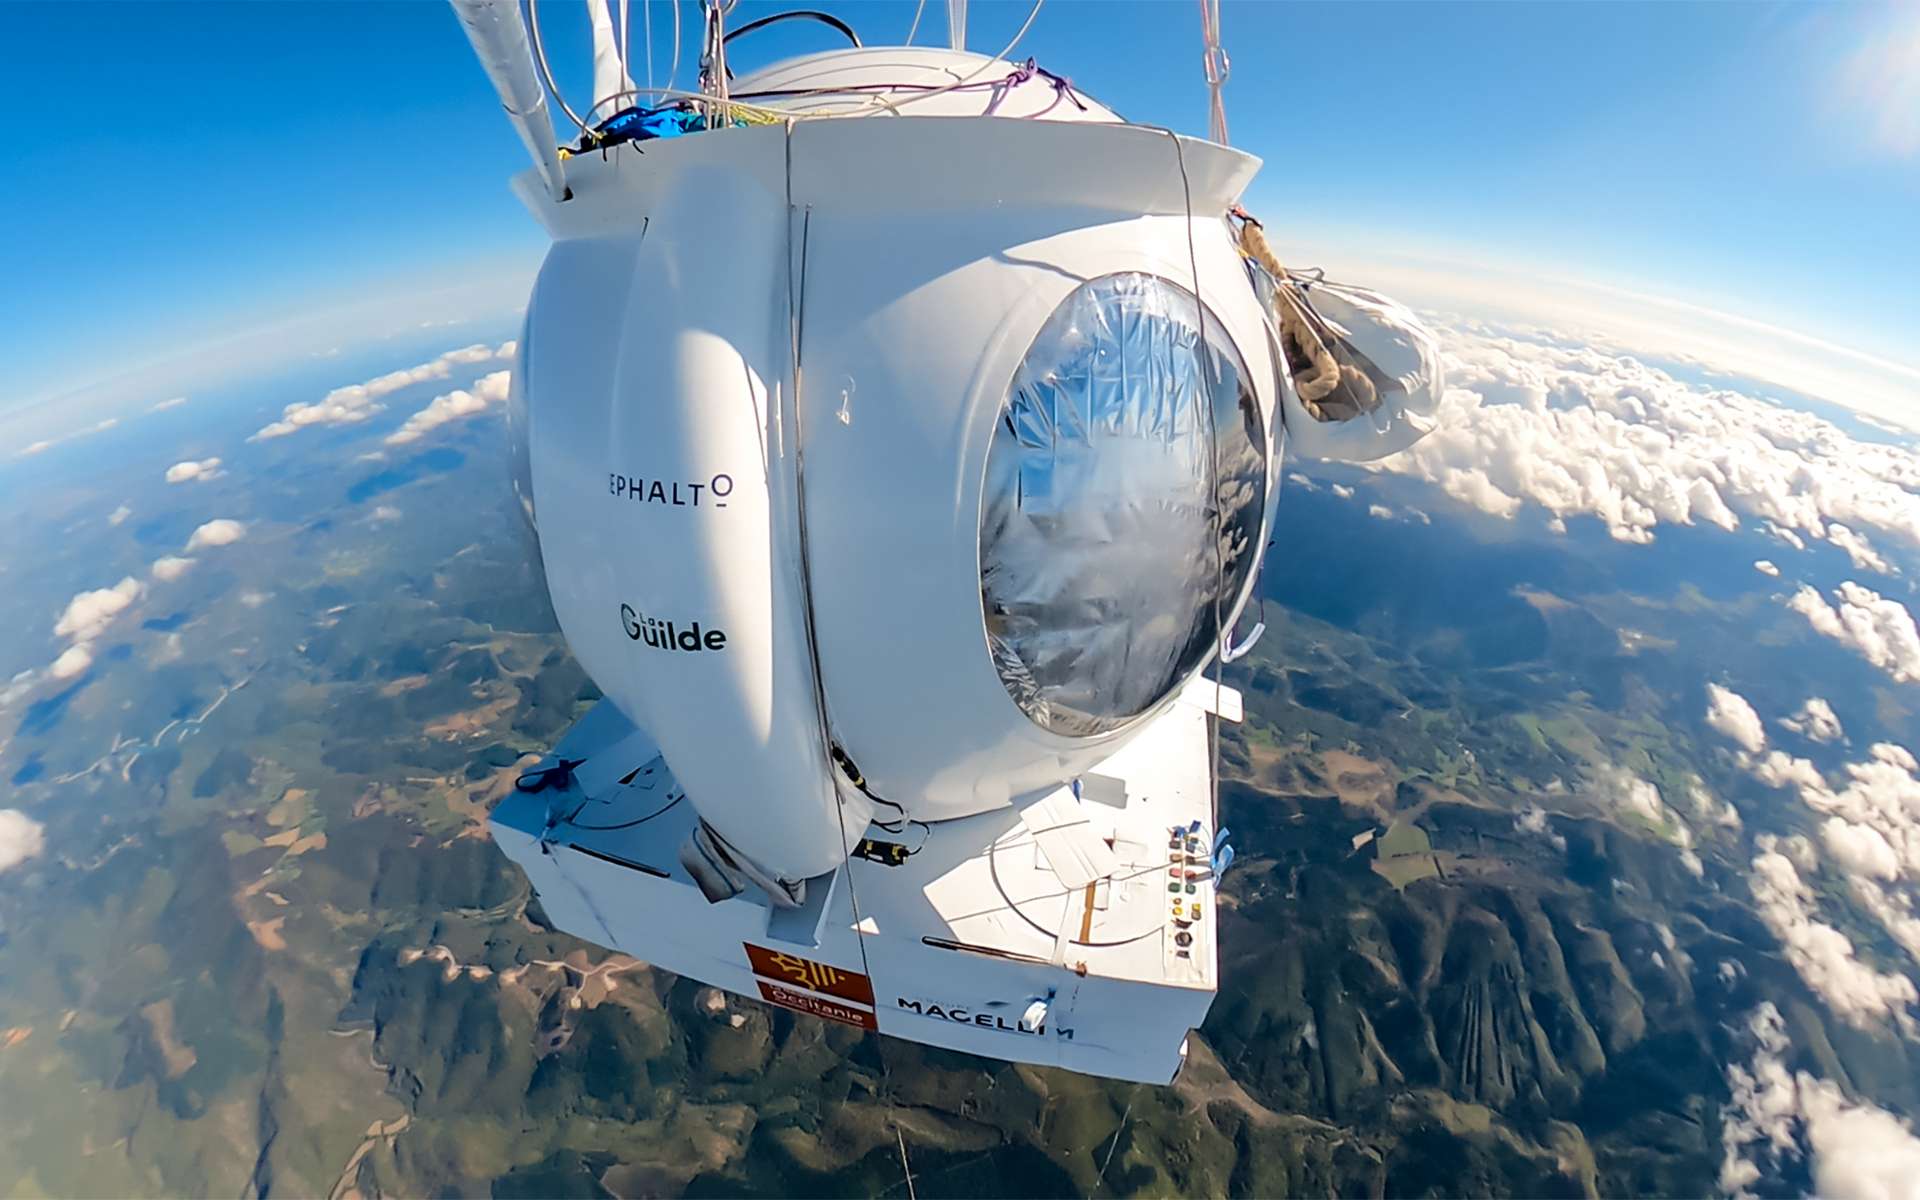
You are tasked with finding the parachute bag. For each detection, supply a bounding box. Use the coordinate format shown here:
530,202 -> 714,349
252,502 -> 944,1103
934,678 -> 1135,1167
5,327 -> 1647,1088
1236,217 -> 1444,462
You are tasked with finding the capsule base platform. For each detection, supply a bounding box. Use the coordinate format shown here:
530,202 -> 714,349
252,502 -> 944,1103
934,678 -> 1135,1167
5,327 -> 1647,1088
488,682 -> 1235,1084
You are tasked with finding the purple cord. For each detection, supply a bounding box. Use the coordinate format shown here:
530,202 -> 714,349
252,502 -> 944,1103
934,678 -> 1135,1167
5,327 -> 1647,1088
734,57 -> 1090,115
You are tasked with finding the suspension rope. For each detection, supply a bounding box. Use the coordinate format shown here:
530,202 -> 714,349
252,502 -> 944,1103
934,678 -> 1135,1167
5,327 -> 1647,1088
1197,0 -> 1229,144
1091,1097 -> 1134,1195
666,0 -> 682,98
1162,124 -> 1228,864
618,0 -> 632,92
895,1122 -> 918,1200
642,0 -> 654,91
698,0 -> 732,121
780,118 -> 916,1200
527,0 -> 593,134
904,0 -> 926,46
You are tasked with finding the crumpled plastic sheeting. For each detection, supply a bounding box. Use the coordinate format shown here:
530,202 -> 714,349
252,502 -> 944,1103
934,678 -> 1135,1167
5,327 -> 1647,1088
1273,275 -> 1445,463
981,273 -> 1267,737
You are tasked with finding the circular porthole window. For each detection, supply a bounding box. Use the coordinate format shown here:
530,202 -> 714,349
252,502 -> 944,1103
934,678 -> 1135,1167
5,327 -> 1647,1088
980,272 -> 1268,737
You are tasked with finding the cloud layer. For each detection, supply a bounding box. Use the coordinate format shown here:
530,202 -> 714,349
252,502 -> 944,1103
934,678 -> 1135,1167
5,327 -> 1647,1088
386,369 -> 511,446
1373,322 -> 1920,574
1708,685 -> 1920,1033
5,513 -> 253,713
1789,583 -> 1920,684
251,342 -> 513,441
1721,1002 -> 1920,1199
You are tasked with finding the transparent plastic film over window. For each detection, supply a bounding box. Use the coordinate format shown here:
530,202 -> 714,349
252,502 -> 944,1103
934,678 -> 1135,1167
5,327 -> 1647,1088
979,272 -> 1267,737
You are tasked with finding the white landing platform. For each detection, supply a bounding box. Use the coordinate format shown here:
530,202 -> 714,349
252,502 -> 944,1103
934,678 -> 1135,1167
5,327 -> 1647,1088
489,680 -> 1234,1083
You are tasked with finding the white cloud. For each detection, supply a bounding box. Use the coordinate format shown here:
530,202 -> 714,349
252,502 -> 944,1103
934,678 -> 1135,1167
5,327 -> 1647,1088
1330,483 -> 1355,499
1790,583 -> 1920,683
1515,804 -> 1566,852
1689,781 -> 1743,829
164,456 -> 223,484
1747,850 -> 1917,1029
1286,472 -> 1318,492
149,396 -> 188,413
40,576 -> 144,690
1791,584 -> 1848,637
1707,683 -> 1769,755
13,415 -> 120,459
107,504 -> 132,527
1769,522 -> 1810,552
1739,729 -> 1920,1031
1721,1002 -> 1920,1200
1755,559 -> 1781,577
1593,764 -> 1668,825
150,556 -> 197,582
48,644 -> 93,680
1783,698 -> 1846,745
1369,321 -> 1920,567
251,341 -> 513,441
385,369 -> 511,446
185,519 -> 246,551
54,577 -> 142,642
370,505 -> 402,522
1367,503 -> 1394,520
1830,523 -> 1896,576
1823,818 -> 1904,883
0,810 -> 45,872
1589,765 -> 1701,874
1754,749 -> 1830,793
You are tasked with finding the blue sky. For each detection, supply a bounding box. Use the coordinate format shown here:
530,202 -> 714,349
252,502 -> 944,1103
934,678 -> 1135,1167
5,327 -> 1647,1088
2,1 -> 1914,417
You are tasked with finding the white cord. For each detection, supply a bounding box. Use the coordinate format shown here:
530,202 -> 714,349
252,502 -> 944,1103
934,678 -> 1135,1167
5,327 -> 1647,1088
904,0 -> 927,46
619,0 -> 631,87
571,0 -> 1046,127
642,0 -> 654,91
667,0 -> 682,97
876,0 -> 1042,115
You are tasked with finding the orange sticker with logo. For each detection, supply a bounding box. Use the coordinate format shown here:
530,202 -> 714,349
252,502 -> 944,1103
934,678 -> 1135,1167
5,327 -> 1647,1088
742,943 -> 875,1006
755,980 -> 878,1030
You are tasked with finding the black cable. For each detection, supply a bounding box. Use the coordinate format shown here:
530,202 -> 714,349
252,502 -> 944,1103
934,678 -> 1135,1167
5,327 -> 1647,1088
721,9 -> 862,82
561,790 -> 686,831
517,757 -> 585,793
722,9 -> 861,49
828,743 -> 911,824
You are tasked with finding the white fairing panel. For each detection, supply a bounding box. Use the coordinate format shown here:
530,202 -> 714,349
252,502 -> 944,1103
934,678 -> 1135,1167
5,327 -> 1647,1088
524,157 -> 864,881
785,119 -> 1274,821
513,54 -> 1274,869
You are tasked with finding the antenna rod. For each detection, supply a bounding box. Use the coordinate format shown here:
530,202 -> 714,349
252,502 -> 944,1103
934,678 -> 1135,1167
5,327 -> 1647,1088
449,0 -> 569,200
